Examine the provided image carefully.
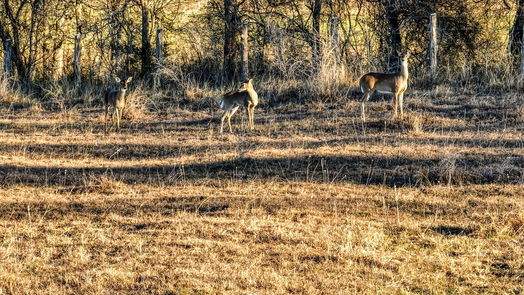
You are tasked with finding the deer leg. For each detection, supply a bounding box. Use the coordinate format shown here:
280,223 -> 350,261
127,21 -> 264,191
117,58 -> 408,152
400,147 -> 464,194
250,106 -> 255,130
392,93 -> 399,119
245,106 -> 250,130
104,104 -> 109,133
361,90 -> 372,122
117,108 -> 123,131
115,108 -> 120,131
399,92 -> 404,118
227,114 -> 233,133
220,109 -> 229,133
228,106 -> 239,133
110,108 -> 116,129
121,101 -> 126,120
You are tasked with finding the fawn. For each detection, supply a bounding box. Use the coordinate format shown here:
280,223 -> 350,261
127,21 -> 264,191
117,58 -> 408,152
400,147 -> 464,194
219,79 -> 259,133
359,50 -> 410,121
103,76 -> 132,133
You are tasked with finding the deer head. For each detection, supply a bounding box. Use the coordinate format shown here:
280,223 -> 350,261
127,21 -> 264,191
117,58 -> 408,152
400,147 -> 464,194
114,76 -> 133,90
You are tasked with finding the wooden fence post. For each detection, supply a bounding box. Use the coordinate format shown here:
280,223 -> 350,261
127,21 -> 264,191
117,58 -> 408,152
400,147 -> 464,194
241,22 -> 249,82
329,16 -> 340,63
73,33 -> 82,87
3,38 -> 13,79
429,13 -> 438,85
154,28 -> 163,89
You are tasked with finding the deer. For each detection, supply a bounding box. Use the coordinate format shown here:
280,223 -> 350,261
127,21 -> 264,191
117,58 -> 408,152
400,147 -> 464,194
219,79 -> 259,134
103,76 -> 132,133
359,50 -> 410,122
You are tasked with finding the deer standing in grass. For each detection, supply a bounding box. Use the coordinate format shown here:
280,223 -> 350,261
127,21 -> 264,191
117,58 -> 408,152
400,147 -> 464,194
103,76 -> 132,133
219,79 -> 259,133
359,51 -> 410,121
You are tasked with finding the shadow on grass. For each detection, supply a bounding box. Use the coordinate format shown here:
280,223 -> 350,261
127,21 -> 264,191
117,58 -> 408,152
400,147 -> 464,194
430,225 -> 476,236
0,196 -> 230,221
1,153 -> 522,187
0,130 -> 521,161
0,142 -> 234,160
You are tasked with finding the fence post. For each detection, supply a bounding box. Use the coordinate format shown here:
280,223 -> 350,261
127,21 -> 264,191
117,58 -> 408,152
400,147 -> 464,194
429,13 -> 438,85
3,38 -> 13,80
154,28 -> 163,89
73,33 -> 82,87
241,22 -> 249,82
329,16 -> 340,64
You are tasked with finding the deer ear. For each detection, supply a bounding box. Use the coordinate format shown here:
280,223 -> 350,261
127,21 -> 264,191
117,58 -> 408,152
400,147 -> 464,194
396,50 -> 402,56
248,78 -> 253,84
405,51 -> 410,58
114,76 -> 121,83
126,76 -> 133,83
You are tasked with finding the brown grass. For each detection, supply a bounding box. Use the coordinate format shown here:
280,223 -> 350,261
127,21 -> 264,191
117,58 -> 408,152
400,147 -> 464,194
0,89 -> 523,295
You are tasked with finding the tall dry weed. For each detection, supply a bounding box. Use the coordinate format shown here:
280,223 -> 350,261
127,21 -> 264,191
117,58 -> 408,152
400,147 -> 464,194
122,81 -> 151,121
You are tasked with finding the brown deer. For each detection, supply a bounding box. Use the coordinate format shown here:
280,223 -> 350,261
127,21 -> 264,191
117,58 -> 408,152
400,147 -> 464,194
359,51 -> 410,121
219,79 -> 259,133
103,76 -> 132,133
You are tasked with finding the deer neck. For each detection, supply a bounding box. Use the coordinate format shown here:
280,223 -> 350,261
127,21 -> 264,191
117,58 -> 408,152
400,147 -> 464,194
117,89 -> 127,101
399,60 -> 409,79
247,88 -> 258,104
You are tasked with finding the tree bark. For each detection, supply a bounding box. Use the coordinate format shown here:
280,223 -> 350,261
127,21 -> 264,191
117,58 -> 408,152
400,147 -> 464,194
4,0 -> 29,82
241,22 -> 249,81
3,38 -> 12,79
511,0 -> 524,60
311,0 -> 322,67
109,2 -> 123,75
223,0 -> 240,83
140,0 -> 152,76
385,0 -> 402,72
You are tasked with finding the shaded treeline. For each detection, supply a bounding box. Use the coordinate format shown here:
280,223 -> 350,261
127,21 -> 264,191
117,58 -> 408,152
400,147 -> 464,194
0,0 -> 523,94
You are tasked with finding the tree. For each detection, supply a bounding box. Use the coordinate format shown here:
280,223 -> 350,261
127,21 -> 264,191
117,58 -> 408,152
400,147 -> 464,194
510,0 -> 524,61
223,0 -> 243,83
138,0 -> 153,76
383,0 -> 402,71
310,0 -> 322,67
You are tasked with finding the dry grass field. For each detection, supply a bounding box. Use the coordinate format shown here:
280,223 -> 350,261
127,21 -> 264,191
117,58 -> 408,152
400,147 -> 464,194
0,88 -> 523,294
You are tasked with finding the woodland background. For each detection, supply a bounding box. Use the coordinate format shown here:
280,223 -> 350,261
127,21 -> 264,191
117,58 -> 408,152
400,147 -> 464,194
0,0 -> 523,102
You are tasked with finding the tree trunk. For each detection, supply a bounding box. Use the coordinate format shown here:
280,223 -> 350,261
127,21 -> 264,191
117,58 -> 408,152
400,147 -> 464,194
52,16 -> 65,81
27,0 -> 45,82
223,0 -> 240,84
109,2 -> 123,75
3,0 -> 29,82
10,27 -> 27,81
311,0 -> 322,67
140,1 -> 152,76
3,38 -> 12,79
241,22 -> 249,81
385,0 -> 402,72
510,0 -> 524,60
